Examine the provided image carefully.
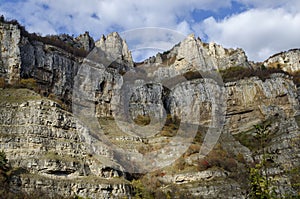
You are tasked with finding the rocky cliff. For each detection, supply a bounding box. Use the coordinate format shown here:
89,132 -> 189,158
264,49 -> 300,73
0,18 -> 299,198
0,21 -> 21,84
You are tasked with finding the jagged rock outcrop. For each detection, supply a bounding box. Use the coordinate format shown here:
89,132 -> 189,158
143,33 -> 250,73
95,32 -> 134,67
54,32 -> 95,52
75,31 -> 95,51
264,49 -> 300,73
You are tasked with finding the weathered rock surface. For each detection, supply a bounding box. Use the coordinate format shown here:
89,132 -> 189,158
225,74 -> 299,134
20,38 -> 81,103
18,174 -> 131,199
61,31 -> 95,52
0,22 -> 21,84
75,31 -> 95,51
143,33 -> 250,73
95,32 -> 134,67
0,89 -> 131,198
264,49 -> 300,73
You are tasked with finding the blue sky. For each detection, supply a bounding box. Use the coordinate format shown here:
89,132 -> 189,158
1,0 -> 300,62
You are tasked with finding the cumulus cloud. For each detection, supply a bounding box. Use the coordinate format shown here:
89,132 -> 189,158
201,8 -> 300,61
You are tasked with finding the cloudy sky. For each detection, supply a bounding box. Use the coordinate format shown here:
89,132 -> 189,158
1,0 -> 300,62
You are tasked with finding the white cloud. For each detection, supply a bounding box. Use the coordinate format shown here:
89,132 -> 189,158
120,27 -> 187,61
176,21 -> 193,35
0,0 -> 230,37
237,0 -> 300,13
201,8 -> 300,61
1,0 -> 300,62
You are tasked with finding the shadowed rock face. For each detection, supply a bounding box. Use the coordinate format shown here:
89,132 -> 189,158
0,19 -> 300,198
75,31 -> 95,52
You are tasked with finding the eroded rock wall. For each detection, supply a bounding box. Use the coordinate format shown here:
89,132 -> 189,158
0,22 -> 21,84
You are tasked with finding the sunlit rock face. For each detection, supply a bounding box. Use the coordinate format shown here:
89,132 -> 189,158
95,32 -> 134,67
264,49 -> 300,73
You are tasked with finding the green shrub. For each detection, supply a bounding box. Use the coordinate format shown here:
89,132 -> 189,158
289,166 -> 300,195
132,179 -> 154,199
0,150 -> 8,171
236,153 -> 246,164
249,124 -> 277,199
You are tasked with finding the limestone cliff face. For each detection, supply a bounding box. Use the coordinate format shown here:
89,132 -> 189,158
264,49 -> 300,73
144,33 -> 250,73
95,32 -> 134,67
130,74 -> 299,198
0,22 -> 21,84
0,19 -> 300,198
0,89 -> 131,198
174,34 -> 249,71
20,38 -> 81,104
224,74 -> 300,197
225,74 -> 298,134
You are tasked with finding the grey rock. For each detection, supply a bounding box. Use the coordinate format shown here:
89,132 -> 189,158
0,22 -> 21,84
264,49 -> 300,72
75,31 -> 95,51
95,32 -> 134,67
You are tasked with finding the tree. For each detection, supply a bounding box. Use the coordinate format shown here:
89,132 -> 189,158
249,124 -> 276,199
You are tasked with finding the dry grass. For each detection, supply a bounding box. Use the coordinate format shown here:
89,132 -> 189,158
196,144 -> 238,172
0,77 -> 6,88
0,88 -> 41,103
219,66 -> 288,83
47,93 -> 68,110
133,114 -> 151,126
160,114 -> 180,137
19,78 -> 38,91
291,71 -> 300,86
